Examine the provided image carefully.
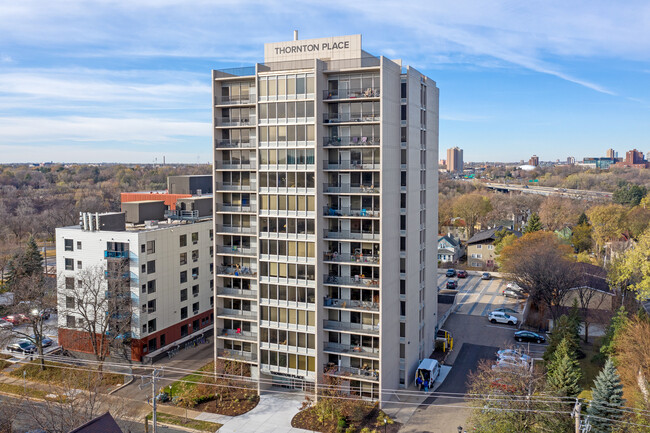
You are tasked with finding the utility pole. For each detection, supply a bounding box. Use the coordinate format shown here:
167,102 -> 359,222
573,399 -> 581,433
140,368 -> 164,433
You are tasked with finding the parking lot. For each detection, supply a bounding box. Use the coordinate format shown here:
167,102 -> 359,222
0,314 -> 59,358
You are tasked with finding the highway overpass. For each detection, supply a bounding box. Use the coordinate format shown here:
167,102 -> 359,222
483,182 -> 612,201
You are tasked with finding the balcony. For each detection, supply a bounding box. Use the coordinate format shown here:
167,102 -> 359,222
324,297 -> 379,312
217,328 -> 258,341
217,348 -> 257,362
323,207 -> 380,218
216,308 -> 258,320
215,182 -> 257,192
215,95 -> 256,106
324,364 -> 379,382
323,113 -> 380,124
217,266 -> 257,277
104,271 -> 130,280
323,183 -> 379,194
215,139 -> 256,149
323,229 -> 380,241
323,87 -> 380,101
323,275 -> 380,288
214,159 -> 257,170
323,342 -> 379,359
217,203 -> 257,213
323,320 -> 379,335
215,116 -> 256,127
217,287 -> 258,299
216,225 -> 257,234
104,250 -> 129,259
323,253 -> 379,265
217,245 -> 257,256
322,161 -> 379,170
323,136 -> 380,147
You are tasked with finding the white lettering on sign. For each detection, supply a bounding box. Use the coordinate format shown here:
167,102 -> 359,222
275,41 -> 351,55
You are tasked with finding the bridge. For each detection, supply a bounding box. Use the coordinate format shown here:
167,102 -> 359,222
483,182 -> 612,201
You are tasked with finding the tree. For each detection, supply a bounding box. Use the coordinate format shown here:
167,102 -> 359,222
4,236 -> 43,290
59,263 -> 134,368
626,206 -> 650,239
523,212 -> 542,234
587,204 -> 628,257
539,196 -> 584,231
500,231 -> 580,321
600,306 -> 629,358
610,228 -> 650,300
613,182 -> 647,206
571,222 -> 593,253
573,278 -> 609,343
587,358 -> 625,433
613,318 -> 650,408
547,337 -> 582,398
452,194 -> 492,238
544,314 -> 580,363
578,212 -> 589,226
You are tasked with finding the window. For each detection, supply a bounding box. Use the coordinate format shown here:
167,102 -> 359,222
65,277 -> 74,290
193,319 -> 199,330
180,289 -> 188,302
147,280 -> 156,294
147,260 -> 156,274
192,285 -> 199,297
180,234 -> 187,247
400,322 -> 405,338
148,319 -> 157,333
191,232 -> 199,244
66,296 -> 75,309
65,259 -> 74,271
192,267 -> 199,279
400,301 -> 406,316
180,252 -> 187,265
476,245 -> 482,249
76,260 -> 82,269
66,315 -> 76,328
76,241 -> 82,250
210,296 -> 214,306
146,240 -> 155,254
192,250 -> 199,262
64,239 -> 73,251
141,244 -> 146,253
193,302 -> 199,314
180,271 -> 187,283
181,307 -> 188,320
147,299 -> 156,313
487,245 -> 494,250
142,324 -> 147,334
141,284 -> 146,294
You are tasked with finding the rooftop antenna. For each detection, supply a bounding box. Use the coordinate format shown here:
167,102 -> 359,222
294,30 -> 298,41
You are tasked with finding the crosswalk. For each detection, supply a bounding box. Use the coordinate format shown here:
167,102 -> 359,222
437,274 -> 525,317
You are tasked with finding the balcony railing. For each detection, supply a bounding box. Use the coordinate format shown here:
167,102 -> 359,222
323,87 -> 380,100
217,287 -> 258,298
217,203 -> 257,213
323,183 -> 379,194
323,207 -> 380,218
215,139 -> 256,149
217,348 -> 257,362
322,161 -> 380,170
216,225 -> 257,234
215,182 -> 257,191
323,229 -> 380,241
214,160 -> 257,170
323,136 -> 380,147
323,320 -> 379,335
324,364 -> 379,381
215,95 -> 256,105
216,308 -> 258,319
215,116 -> 256,127
323,343 -> 379,359
217,266 -> 257,277
324,297 -> 379,311
323,275 -> 380,288
217,328 -> 258,341
104,271 -> 130,280
217,246 -> 257,255
323,253 -> 379,265
104,250 -> 129,259
323,113 -> 380,123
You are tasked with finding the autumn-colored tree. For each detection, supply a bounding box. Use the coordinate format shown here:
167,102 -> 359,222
613,318 -> 650,410
587,204 -> 628,257
571,222 -> 593,253
609,228 -> 650,300
539,196 -> 584,231
500,231 -> 580,320
452,194 -> 492,238
626,206 -> 650,239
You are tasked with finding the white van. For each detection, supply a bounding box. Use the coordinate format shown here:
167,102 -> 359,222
415,358 -> 440,390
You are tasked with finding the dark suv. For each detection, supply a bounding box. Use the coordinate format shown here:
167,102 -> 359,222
445,269 -> 456,278
446,280 -> 458,290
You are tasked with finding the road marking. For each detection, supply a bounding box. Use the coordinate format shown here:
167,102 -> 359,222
466,279 -> 495,315
479,280 -> 507,316
455,278 -> 485,310
485,324 -> 519,330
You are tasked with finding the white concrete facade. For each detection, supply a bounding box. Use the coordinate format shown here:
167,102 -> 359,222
213,34 -> 438,402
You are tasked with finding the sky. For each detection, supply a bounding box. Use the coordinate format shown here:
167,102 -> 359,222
1,0 -> 649,163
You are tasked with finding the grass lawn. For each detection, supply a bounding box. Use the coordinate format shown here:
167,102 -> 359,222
146,412 -> 221,432
578,337 -> 604,390
0,382 -> 50,400
168,362 -> 214,397
10,360 -> 124,389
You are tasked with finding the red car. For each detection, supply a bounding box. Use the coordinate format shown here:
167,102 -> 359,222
2,314 -> 30,325
457,270 -> 468,278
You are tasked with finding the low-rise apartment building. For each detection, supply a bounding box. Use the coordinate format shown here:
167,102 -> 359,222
466,226 -> 521,269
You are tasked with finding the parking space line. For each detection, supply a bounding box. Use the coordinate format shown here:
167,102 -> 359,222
479,280 -> 507,316
455,278 -> 485,310
466,280 -> 495,315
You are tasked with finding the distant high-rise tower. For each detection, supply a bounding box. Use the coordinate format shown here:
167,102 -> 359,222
529,155 -> 539,166
567,156 -> 575,165
446,147 -> 463,172
606,148 -> 617,159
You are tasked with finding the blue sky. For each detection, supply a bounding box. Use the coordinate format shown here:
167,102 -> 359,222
1,0 -> 649,163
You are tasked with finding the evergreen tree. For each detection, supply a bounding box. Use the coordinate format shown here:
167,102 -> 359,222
547,338 -> 582,398
577,212 -> 589,226
23,236 -> 43,277
600,306 -> 628,358
544,314 -> 580,363
523,212 -> 543,234
587,358 -> 625,433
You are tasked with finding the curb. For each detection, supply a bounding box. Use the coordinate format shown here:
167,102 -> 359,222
109,374 -> 135,395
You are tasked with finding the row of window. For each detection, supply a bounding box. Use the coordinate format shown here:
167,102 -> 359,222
260,327 -> 315,349
260,240 -> 315,258
258,74 -> 315,98
260,284 -> 316,303
258,101 -> 314,120
259,171 -> 315,189
64,239 -> 83,251
260,262 -> 316,281
261,350 -> 316,372
259,195 -> 316,212
258,148 -> 315,165
260,306 -> 316,326
260,217 -> 315,236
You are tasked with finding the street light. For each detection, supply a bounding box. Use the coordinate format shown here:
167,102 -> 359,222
384,418 -> 387,433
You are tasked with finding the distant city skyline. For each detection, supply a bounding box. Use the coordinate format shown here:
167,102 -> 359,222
1,1 -> 649,163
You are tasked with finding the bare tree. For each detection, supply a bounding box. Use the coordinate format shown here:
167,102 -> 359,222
59,262 -> 133,369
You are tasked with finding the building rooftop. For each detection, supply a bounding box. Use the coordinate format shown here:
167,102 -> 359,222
467,226 -> 522,245
63,213 -> 211,233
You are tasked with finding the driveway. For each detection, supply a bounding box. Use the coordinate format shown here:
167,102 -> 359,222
438,274 -> 526,318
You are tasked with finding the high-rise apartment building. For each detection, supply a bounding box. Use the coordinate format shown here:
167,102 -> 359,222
529,155 -> 539,166
606,148 -> 617,159
446,147 -> 463,172
212,34 -> 439,401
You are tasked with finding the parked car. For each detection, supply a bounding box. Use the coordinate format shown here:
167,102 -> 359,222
497,349 -> 532,364
30,335 -> 53,348
446,269 -> 457,278
514,330 -> 546,344
488,311 -> 517,325
2,314 -> 30,325
7,340 -> 36,354
481,272 -> 491,280
446,280 -> 458,290
491,359 -> 528,372
506,282 -> 522,291
457,270 -> 468,278
492,307 -> 518,315
0,319 -> 13,329
503,288 -> 526,299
